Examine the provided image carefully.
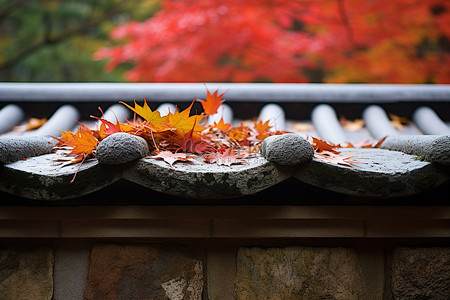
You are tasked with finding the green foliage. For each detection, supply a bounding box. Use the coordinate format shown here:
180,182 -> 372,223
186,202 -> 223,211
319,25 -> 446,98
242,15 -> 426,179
0,0 -> 160,81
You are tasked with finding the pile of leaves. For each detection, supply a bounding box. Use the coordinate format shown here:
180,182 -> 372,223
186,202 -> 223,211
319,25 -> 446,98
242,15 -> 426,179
53,88 -> 385,183
53,88 -> 287,175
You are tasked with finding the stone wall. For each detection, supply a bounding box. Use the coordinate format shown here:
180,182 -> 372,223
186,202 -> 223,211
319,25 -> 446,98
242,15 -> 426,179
1,242 -> 449,300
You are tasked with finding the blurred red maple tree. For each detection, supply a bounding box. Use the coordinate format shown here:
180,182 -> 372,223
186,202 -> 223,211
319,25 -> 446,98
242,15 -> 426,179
94,0 -> 450,83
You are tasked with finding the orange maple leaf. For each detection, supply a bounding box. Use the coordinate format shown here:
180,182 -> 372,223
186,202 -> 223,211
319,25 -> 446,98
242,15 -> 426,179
54,128 -> 98,157
227,125 -> 251,143
197,88 -> 226,116
310,136 -> 341,154
254,120 -> 272,134
213,117 -> 232,132
67,128 -> 99,158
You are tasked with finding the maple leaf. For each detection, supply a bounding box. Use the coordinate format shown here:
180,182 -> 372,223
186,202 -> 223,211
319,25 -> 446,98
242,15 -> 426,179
167,101 -> 205,137
254,120 -> 272,134
389,114 -> 410,130
197,88 -> 226,116
204,148 -> 247,166
91,116 -> 133,139
120,99 -> 171,132
53,127 -> 99,183
26,118 -> 47,130
315,152 -> 365,167
339,116 -> 364,131
149,150 -> 196,168
56,128 -> 99,159
173,114 -> 212,154
309,136 -> 341,154
292,122 -> 314,132
213,117 -> 232,132
227,125 -> 252,143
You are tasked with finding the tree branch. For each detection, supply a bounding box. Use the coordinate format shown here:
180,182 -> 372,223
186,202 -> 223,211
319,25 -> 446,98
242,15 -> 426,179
336,0 -> 356,46
0,4 -> 122,71
0,0 -> 26,21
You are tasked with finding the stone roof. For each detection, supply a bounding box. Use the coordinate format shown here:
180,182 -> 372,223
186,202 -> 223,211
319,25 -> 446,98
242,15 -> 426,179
0,83 -> 449,204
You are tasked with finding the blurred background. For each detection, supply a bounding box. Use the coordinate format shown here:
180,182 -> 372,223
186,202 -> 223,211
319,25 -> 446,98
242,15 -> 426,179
1,0 -> 449,83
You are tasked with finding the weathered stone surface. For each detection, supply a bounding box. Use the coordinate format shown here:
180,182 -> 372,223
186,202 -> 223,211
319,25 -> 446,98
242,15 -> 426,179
0,246 -> 53,300
85,244 -> 203,300
295,148 -> 449,197
381,135 -> 450,165
260,133 -> 314,166
236,246 -> 365,300
391,247 -> 450,300
0,153 -> 121,200
0,136 -> 56,164
96,132 -> 149,165
123,155 -> 290,199
54,242 -> 91,300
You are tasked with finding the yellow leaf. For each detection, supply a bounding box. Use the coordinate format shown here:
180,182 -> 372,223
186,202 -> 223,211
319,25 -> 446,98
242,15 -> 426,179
120,99 -> 171,132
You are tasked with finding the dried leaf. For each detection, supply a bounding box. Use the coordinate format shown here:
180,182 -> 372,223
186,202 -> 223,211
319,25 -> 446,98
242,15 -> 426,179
204,148 -> 247,166
26,118 -> 47,130
315,152 -> 365,167
292,122 -> 313,132
149,150 -> 196,168
389,114 -> 410,130
340,116 -> 364,131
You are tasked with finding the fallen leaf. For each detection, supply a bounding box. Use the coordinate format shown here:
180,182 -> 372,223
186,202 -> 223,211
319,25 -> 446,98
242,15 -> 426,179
361,136 -> 387,148
167,101 -> 205,137
120,98 -> 171,132
315,152 -> 365,167
26,118 -> 47,130
204,148 -> 247,166
197,88 -> 226,116
309,136 -> 341,154
292,122 -> 314,132
213,117 -> 232,132
389,114 -> 410,130
227,125 -> 251,143
254,120 -> 272,134
149,150 -> 196,168
340,116 -> 365,131
54,128 -> 99,159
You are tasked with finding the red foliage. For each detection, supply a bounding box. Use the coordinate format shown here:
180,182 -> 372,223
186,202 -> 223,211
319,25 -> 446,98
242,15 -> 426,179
94,0 -> 450,83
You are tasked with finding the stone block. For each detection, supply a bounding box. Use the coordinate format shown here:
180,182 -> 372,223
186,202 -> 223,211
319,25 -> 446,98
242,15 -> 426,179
0,246 -> 53,300
85,244 -> 203,300
391,247 -> 450,300
236,246 -> 365,300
